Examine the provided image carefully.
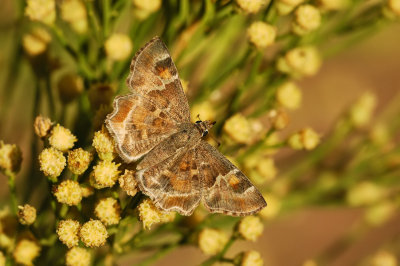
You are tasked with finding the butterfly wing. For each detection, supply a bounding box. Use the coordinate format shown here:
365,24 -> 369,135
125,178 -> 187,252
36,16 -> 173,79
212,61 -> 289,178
106,94 -> 179,162
196,142 -> 267,216
135,137 -> 201,215
127,37 -> 190,123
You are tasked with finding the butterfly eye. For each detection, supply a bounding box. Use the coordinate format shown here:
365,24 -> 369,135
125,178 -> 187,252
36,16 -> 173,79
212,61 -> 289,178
202,130 -> 208,137
195,120 -> 202,124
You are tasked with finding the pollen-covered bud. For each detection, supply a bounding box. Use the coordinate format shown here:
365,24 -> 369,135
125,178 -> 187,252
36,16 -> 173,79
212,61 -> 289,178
65,247 -> 91,266
276,82 -> 302,110
94,198 -> 121,226
22,27 -> 52,56
25,0 -> 56,25
0,141 -> 22,173
13,239 -> 41,266
56,219 -> 81,248
60,0 -> 88,34
119,170 -> 138,196
53,180 -> 83,206
247,22 -> 277,49
92,130 -> 116,161
79,220 -> 108,248
237,216 -> 264,241
90,160 -> 121,188
236,0 -> 269,13
292,5 -> 321,35
67,148 -> 93,176
277,46 -> 321,78
48,124 -> 77,152
105,34 -> 133,61
39,147 -> 66,180
34,115 -> 53,138
235,250 -> 264,266
57,73 -> 84,104
138,199 -> 176,230
18,204 -> 37,225
198,228 -> 229,255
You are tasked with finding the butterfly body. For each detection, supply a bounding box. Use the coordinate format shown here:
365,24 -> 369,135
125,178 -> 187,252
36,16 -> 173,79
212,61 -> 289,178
106,37 -> 267,216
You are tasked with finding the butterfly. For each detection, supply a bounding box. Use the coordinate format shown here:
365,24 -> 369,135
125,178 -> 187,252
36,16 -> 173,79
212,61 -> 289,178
106,37 -> 266,216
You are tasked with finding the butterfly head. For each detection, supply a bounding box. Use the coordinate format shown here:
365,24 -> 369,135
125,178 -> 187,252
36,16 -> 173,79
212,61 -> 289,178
195,120 -> 216,137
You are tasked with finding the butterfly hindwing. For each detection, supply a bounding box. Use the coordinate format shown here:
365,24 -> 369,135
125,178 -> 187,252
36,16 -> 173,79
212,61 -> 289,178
196,142 -> 267,216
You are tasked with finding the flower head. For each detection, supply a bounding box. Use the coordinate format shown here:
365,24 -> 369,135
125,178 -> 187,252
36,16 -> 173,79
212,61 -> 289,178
60,0 -> 88,34
247,22 -> 277,49
22,27 -> 52,56
57,73 -> 84,104
236,0 -> 269,13
277,46 -> 321,77
0,141 -> 22,173
119,170 -> 138,196
34,115 -> 53,138
53,180 -> 83,206
57,219 -> 81,248
39,147 -> 66,180
132,0 -> 162,19
13,239 -> 41,266
349,92 -> 377,128
18,205 -> 36,225
105,34 -> 133,61
288,128 -> 320,150
292,5 -> 321,35
238,216 -> 264,241
79,220 -> 108,248
25,0 -> 56,25
94,198 -> 121,226
48,124 -> 77,152
67,148 -> 93,175
198,228 -> 229,255
269,109 -> 290,130
65,247 -> 91,266
276,82 -> 302,110
138,199 -> 176,230
91,160 -> 121,188
92,130 -> 116,161
238,250 -> 264,266
223,113 -> 253,144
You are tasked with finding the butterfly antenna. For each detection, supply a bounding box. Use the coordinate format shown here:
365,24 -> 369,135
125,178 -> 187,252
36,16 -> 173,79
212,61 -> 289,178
196,114 -> 202,122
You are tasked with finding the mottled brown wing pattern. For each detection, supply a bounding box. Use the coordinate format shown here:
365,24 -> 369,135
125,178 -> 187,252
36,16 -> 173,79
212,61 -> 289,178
105,93 -> 179,162
127,37 -> 190,123
136,144 -> 201,215
196,142 -> 267,216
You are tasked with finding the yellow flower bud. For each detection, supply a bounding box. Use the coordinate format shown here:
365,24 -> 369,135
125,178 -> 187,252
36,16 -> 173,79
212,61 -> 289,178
349,92 -> 377,128
236,0 -> 270,13
269,109 -> 290,130
57,219 -> 81,248
0,141 -> 22,173
247,22 -> 277,49
190,101 -> 216,122
346,181 -> 386,207
239,250 -> 264,266
22,27 -> 52,56
91,160 -> 121,188
53,180 -> 83,206
383,0 -> 400,19
369,250 -> 397,266
39,147 -> 66,180
48,124 -> 77,152
92,130 -> 116,161
105,34 -> 133,61
0,252 -> 5,266
65,247 -> 91,266
13,239 -> 41,266
25,0 -> 56,25
364,201 -> 396,226
223,113 -> 253,144
198,228 -> 229,255
300,128 -> 320,150
238,216 -> 264,241
18,205 -> 36,225
94,198 -> 121,226
292,5 -> 321,35
288,132 -> 303,150
259,193 -> 281,219
80,185 -> 94,198
79,220 -> 108,248
67,148 -> 93,175
57,73 -> 84,104
119,170 -> 138,196
34,115 -> 52,138
138,199 -> 176,230
277,46 -> 321,77
60,0 -> 88,34
276,82 -> 302,110
132,0 -> 162,19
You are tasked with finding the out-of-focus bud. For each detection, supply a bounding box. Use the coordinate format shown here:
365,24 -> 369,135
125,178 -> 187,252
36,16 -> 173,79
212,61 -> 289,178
105,34 -> 133,61
132,0 -> 162,20
60,0 -> 88,34
292,5 -> 321,36
0,141 -> 22,173
198,228 -> 229,255
34,115 -> 53,138
269,109 -> 290,130
22,27 -> 52,56
25,0 -> 56,25
277,46 -> 321,78
369,250 -> 397,266
383,0 -> 400,19
223,113 -> 253,145
288,128 -> 320,150
236,0 -> 270,14
57,73 -> 84,104
18,205 -> 36,225
364,200 -> 396,226
276,82 -> 302,110
346,181 -> 386,207
247,22 -> 277,49
349,92 -> 377,128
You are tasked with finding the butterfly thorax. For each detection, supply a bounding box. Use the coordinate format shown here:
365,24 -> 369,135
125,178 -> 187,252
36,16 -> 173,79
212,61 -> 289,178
194,120 -> 216,138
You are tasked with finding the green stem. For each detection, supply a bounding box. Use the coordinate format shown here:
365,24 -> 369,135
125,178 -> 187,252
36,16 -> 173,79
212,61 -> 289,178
6,170 -> 18,215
